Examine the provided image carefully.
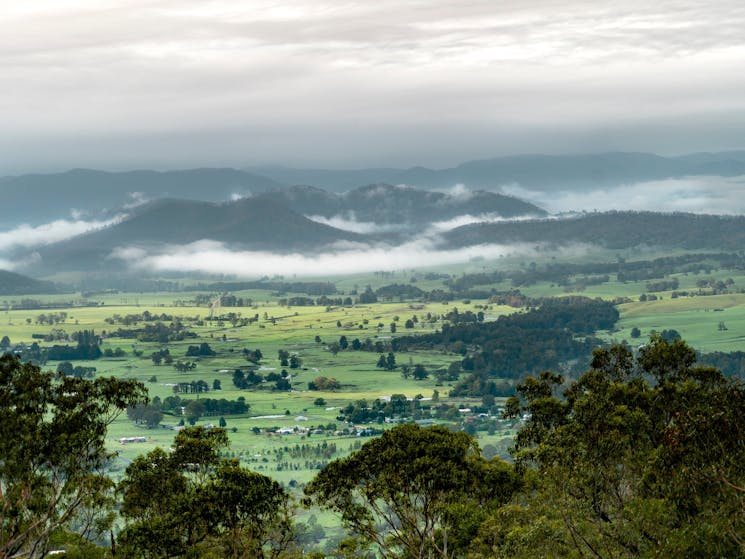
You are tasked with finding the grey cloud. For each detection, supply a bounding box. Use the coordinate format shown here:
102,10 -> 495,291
2,1 -> 745,171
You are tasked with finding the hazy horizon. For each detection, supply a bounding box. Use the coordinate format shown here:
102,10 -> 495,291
3,1 -> 745,173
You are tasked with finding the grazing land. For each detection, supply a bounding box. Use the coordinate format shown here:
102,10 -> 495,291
2,249 -> 745,555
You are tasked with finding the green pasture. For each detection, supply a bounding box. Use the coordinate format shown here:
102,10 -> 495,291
611,293 -> 745,352
6,250 -> 745,499
0,294 -> 501,494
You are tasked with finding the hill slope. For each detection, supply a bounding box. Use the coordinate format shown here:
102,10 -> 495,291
0,269 -> 60,295
30,197 -> 365,272
442,212 -> 745,251
258,183 -> 546,225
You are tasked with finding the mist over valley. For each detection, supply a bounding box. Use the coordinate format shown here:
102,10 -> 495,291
3,152 -> 745,283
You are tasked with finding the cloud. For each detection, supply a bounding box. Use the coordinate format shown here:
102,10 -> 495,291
427,213 -> 547,232
442,184 -> 474,201
0,252 -> 41,271
305,214 -> 407,234
0,216 -> 122,252
502,175 -> 745,215
110,237 -> 583,278
3,1 -> 745,171
122,192 -> 149,209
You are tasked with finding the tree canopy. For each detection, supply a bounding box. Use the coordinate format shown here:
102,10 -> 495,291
0,354 -> 146,558
479,335 -> 745,558
118,426 -> 293,559
305,424 -> 521,559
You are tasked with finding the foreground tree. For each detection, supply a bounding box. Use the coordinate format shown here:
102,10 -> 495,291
0,354 -> 147,558
475,335 -> 745,558
305,424 -> 521,559
118,426 -> 293,559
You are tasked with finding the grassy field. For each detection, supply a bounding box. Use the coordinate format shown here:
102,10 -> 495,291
1,291 -> 511,487
5,252 -> 745,496
7,250 -> 745,547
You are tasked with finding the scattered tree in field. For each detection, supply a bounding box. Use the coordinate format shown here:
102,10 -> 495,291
151,348 -> 170,365
308,376 -> 341,391
174,360 -> 197,372
127,402 -> 164,429
413,363 -> 428,380
385,352 -> 396,371
186,342 -> 216,357
278,349 -> 289,366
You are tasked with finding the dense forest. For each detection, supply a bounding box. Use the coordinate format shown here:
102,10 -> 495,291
392,297 -> 619,396
443,212 -> 745,251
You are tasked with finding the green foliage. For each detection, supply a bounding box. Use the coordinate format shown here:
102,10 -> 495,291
118,426 -> 293,558
0,354 -> 146,558
493,335 -> 745,558
305,424 -> 521,559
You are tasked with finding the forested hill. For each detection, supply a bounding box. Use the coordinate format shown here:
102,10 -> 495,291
30,197 -> 364,272
442,211 -> 745,250
258,183 -> 546,223
0,269 -> 60,295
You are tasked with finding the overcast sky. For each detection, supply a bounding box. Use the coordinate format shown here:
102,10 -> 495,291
2,0 -> 745,172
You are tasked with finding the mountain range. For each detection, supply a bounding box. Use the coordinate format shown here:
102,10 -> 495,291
3,150 -> 745,280
22,185 -> 545,272
3,151 -> 745,226
248,151 -> 745,191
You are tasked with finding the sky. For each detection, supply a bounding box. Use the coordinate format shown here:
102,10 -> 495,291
2,0 -> 745,172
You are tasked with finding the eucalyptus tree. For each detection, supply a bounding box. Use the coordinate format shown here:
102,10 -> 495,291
477,336 -> 745,558
118,426 -> 293,559
305,424 -> 520,559
0,354 -> 147,559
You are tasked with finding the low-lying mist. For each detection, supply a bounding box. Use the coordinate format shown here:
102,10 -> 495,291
110,238 -> 592,278
0,216 -> 123,270
307,212 -> 546,235
502,175 -> 745,215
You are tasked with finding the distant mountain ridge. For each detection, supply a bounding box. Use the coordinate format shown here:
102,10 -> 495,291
0,168 -> 284,226
2,151 -> 745,227
249,151 -> 745,191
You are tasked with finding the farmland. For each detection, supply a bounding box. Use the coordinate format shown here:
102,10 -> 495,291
3,251 -> 745,488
